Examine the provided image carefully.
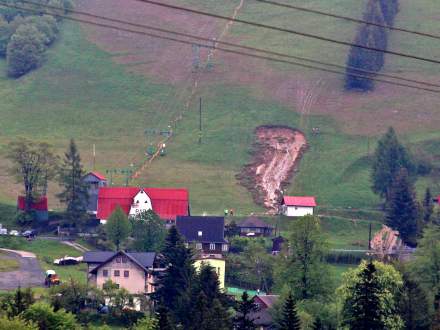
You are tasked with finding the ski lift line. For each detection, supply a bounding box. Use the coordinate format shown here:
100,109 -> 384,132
133,0 -> 440,65
5,0 -> 440,89
253,0 -> 440,40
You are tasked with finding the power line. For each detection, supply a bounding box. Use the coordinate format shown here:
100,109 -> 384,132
1,2 -> 438,94
132,0 -> 440,65
8,0 -> 440,89
254,0 -> 440,40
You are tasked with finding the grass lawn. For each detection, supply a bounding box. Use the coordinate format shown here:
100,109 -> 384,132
329,264 -> 354,285
0,237 -> 87,285
0,0 -> 437,223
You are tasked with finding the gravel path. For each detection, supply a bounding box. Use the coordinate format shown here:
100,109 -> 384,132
0,250 -> 44,290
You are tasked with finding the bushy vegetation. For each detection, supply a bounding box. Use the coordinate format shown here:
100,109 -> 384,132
345,0 -> 399,91
0,0 -> 71,77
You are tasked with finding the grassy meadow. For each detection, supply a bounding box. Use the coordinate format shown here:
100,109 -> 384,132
0,0 -> 438,219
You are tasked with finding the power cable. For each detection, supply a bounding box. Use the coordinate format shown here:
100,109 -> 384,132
132,0 -> 440,65
254,0 -> 440,40
6,0 -> 440,89
12,0 -> 440,88
0,1 -> 438,93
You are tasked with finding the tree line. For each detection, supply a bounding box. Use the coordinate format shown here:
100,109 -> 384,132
7,138 -> 90,227
345,0 -> 399,91
0,0 -> 72,78
371,127 -> 439,246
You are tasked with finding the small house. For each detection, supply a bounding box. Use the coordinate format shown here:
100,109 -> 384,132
250,295 -> 279,330
237,216 -> 274,237
281,196 -> 317,217
176,216 -> 229,254
96,187 -> 190,224
82,172 -> 108,214
83,250 -> 164,295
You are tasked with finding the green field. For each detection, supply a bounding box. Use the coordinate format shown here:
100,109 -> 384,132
0,0 -> 438,219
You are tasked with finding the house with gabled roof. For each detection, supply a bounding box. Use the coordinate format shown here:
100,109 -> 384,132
237,216 -> 274,237
83,250 -> 164,295
176,216 -> 229,254
82,172 -> 108,214
96,187 -> 190,224
281,196 -> 317,217
251,295 -> 279,329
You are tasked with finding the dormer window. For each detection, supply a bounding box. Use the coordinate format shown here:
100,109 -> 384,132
136,200 -> 139,204
198,231 -> 203,237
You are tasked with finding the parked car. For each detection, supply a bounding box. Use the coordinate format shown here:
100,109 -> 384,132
9,230 -> 20,236
22,230 -> 37,238
53,256 -> 83,265
0,228 -> 7,235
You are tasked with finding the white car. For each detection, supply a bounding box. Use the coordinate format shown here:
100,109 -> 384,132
0,228 -> 7,235
9,230 -> 20,236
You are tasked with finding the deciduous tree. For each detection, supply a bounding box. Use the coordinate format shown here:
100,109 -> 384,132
7,139 -> 57,218
338,260 -> 403,330
105,206 -> 131,250
274,215 -> 332,300
6,23 -> 46,78
131,210 -> 166,252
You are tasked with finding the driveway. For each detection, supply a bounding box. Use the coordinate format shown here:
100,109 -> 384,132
0,249 -> 44,290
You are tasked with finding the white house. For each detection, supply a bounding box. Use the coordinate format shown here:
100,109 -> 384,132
281,196 -> 317,217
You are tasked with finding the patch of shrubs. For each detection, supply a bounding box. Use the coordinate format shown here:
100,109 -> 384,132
0,0 -> 71,78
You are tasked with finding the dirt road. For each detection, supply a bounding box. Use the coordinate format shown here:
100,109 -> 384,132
0,250 -> 44,290
238,126 -> 307,212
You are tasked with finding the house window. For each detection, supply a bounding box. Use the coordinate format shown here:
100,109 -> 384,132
121,257 -> 128,263
196,243 -> 202,250
103,269 -> 108,277
115,257 -> 122,263
198,231 -> 203,237
114,270 -> 120,277
124,271 -> 129,278
222,244 -> 228,252
217,267 -> 220,275
209,243 -> 216,250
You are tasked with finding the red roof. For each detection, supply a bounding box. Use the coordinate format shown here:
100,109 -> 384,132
88,171 -> 107,181
283,196 -> 317,207
17,196 -> 48,211
97,187 -> 189,221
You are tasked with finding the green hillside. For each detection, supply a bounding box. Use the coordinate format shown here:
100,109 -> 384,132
0,0 -> 439,216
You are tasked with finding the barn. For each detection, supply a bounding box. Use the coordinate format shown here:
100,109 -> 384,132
96,187 -> 190,224
281,196 -> 317,217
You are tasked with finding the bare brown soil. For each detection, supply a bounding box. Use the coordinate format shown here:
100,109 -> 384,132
238,126 -> 307,212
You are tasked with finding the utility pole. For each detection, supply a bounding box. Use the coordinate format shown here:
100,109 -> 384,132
92,144 -> 96,171
368,222 -> 372,250
198,97 -> 202,144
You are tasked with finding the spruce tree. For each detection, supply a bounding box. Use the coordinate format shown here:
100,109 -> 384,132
422,188 -> 434,224
153,226 -> 195,326
233,291 -> 258,330
371,127 -> 413,201
385,168 -> 418,246
279,292 -> 301,330
343,262 -> 383,330
57,139 -> 89,227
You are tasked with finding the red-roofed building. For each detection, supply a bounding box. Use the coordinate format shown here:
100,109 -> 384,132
97,187 -> 190,224
281,196 -> 317,217
17,196 -> 49,221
